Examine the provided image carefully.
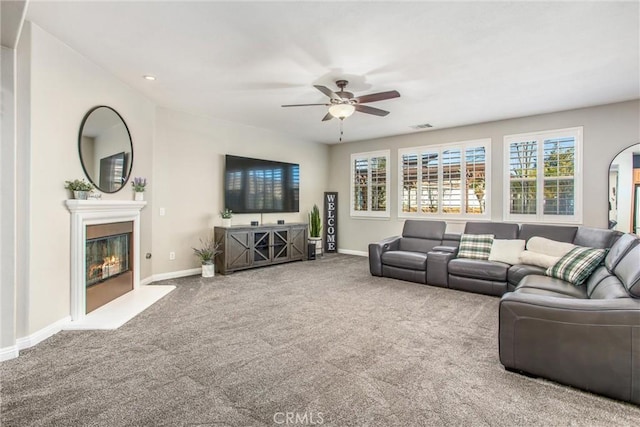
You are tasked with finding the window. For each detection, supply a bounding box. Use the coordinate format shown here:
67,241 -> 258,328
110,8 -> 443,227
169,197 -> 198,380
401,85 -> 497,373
399,139 -> 490,218
351,150 -> 390,217
504,127 -> 582,223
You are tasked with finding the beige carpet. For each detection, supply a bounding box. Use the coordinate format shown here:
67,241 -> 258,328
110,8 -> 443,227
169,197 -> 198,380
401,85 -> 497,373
2,254 -> 639,426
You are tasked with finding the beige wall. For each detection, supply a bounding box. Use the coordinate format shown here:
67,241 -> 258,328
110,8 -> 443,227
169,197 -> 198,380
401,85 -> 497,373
328,100 -> 640,253
1,45 -> 18,349
152,108 -> 329,274
19,23 -> 156,334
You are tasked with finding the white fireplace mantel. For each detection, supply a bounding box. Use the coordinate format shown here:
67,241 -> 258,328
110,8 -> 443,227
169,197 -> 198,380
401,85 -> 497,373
66,200 -> 146,322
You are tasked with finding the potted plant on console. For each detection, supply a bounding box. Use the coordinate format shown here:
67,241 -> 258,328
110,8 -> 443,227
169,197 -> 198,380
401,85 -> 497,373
192,233 -> 221,278
220,208 -> 233,227
65,179 -> 94,200
131,177 -> 147,201
309,204 -> 322,257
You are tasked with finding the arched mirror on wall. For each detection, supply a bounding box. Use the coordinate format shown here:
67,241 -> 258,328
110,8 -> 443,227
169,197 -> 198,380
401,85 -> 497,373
78,106 -> 133,193
608,143 -> 640,234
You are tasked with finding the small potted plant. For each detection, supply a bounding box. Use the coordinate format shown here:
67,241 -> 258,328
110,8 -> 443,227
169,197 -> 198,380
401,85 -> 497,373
220,208 -> 233,227
192,233 -> 221,278
65,179 -> 94,200
131,177 -> 147,201
308,204 -> 322,257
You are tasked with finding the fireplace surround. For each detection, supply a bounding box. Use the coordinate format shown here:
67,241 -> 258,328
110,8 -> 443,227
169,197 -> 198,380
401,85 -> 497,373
65,200 -> 146,323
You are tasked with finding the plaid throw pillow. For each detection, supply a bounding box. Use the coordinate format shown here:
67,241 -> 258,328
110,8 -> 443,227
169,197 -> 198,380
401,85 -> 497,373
546,246 -> 607,285
457,234 -> 494,260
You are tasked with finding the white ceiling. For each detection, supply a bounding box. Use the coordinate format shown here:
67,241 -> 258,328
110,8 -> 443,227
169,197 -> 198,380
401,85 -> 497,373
26,1 -> 639,144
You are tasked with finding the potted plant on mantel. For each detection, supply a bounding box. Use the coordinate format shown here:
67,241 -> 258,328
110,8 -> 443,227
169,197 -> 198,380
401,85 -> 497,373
220,208 -> 233,227
65,179 -> 94,200
131,177 -> 147,201
308,204 -> 322,257
192,233 -> 221,278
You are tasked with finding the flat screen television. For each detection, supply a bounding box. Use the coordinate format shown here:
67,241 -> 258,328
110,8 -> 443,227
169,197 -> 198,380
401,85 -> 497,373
224,155 -> 300,213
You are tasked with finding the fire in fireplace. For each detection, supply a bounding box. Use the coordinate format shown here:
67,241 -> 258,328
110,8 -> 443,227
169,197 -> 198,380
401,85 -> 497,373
86,233 -> 130,287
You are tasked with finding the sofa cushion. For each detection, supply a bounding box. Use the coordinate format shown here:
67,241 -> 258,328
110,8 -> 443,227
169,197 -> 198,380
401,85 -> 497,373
512,287 -> 581,299
516,275 -> 589,298
381,251 -> 428,270
585,267 -> 631,299
546,247 -> 608,285
488,239 -> 526,265
457,234 -> 494,260
573,226 -> 618,249
464,222 -> 518,239
448,258 -> 509,281
399,237 -> 441,253
605,233 -> 640,271
519,224 -> 577,243
508,264 -> 547,286
612,244 -> 640,298
402,220 -> 446,240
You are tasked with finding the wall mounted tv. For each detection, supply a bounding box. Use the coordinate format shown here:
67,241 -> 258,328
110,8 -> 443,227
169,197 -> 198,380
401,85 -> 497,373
224,155 -> 300,213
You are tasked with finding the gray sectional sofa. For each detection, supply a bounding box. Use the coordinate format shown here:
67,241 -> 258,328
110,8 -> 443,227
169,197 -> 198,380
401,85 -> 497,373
368,220 -> 640,404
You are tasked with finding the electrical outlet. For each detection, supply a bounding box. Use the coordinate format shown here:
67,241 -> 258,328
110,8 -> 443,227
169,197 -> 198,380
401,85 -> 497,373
159,207 -> 166,216
169,252 -> 175,260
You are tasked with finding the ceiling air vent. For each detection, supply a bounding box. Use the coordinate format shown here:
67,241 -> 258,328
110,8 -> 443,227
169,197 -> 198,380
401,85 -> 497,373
411,123 -> 433,130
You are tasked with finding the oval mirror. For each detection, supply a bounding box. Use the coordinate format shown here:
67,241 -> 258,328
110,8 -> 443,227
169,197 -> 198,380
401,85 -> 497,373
608,143 -> 640,233
78,106 -> 133,193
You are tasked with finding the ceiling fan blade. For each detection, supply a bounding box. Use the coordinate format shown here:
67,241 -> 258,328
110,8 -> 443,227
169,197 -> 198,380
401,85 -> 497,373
321,112 -> 334,121
354,90 -> 400,104
282,103 -> 330,107
355,104 -> 390,117
314,85 -> 342,101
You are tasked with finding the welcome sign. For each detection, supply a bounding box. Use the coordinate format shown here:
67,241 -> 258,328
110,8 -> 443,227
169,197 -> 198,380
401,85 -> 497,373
324,192 -> 337,253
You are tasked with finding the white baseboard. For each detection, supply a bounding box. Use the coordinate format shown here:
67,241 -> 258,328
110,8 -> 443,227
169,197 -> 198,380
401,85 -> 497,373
338,249 -> 368,257
148,268 -> 201,283
11,315 -> 72,355
0,345 -> 19,362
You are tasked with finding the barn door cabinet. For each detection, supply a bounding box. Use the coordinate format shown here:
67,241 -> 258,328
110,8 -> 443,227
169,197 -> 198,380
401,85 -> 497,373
214,223 -> 308,274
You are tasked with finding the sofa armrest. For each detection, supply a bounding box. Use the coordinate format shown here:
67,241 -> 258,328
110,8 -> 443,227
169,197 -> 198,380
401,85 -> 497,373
499,292 -> 640,404
368,236 -> 401,276
426,250 -> 457,287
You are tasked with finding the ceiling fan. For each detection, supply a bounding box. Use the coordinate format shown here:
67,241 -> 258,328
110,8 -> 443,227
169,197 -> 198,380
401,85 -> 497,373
282,80 -> 400,121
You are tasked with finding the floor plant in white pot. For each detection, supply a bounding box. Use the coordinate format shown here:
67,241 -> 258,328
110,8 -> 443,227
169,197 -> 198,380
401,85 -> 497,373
192,233 -> 221,278
308,204 -> 322,257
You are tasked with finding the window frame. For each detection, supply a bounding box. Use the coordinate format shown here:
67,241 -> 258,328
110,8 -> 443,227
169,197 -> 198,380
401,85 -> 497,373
397,138 -> 491,220
350,150 -> 391,218
503,126 -> 583,224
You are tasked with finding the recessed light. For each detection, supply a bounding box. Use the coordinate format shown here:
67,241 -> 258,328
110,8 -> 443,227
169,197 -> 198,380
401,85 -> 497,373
143,75 -> 156,81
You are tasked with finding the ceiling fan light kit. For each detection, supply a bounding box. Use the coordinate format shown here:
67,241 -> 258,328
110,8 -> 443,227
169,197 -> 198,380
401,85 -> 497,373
328,103 -> 356,119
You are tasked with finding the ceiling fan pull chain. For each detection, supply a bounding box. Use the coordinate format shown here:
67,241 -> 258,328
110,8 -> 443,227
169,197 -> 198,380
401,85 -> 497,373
339,119 -> 344,142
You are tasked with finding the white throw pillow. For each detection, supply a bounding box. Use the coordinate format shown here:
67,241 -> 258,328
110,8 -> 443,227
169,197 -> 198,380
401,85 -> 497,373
526,236 -> 575,257
519,250 -> 561,268
488,239 -> 526,265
